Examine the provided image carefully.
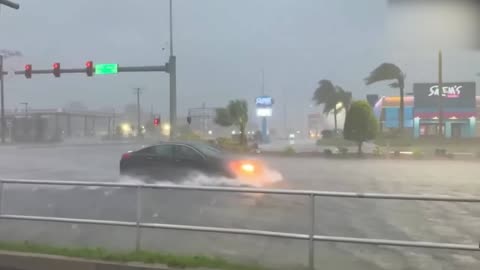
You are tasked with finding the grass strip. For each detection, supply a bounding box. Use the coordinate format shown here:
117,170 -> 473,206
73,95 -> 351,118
0,241 -> 268,270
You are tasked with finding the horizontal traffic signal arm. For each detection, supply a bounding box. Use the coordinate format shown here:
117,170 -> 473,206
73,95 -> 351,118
14,65 -> 168,76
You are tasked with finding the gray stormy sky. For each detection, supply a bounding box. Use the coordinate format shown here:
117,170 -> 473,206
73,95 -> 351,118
1,0 -> 480,130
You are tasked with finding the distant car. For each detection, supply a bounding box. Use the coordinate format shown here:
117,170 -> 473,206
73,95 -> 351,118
119,142 -> 266,182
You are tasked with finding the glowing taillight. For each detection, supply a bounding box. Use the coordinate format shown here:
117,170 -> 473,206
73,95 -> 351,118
122,153 -> 131,159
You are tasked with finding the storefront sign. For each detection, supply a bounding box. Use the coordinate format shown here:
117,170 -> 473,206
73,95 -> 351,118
414,82 -> 476,109
428,85 -> 462,98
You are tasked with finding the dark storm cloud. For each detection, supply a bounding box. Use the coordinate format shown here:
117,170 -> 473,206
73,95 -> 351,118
388,0 -> 480,49
1,0 -> 479,131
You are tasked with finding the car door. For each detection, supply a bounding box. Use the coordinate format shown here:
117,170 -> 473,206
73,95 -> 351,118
173,145 -> 207,178
148,144 -> 175,180
127,146 -> 158,175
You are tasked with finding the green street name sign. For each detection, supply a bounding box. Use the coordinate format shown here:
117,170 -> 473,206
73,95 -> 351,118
95,63 -> 118,75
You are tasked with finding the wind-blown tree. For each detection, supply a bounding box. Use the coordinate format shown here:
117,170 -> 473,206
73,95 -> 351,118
344,100 -> 378,155
215,100 -> 249,145
313,80 -> 352,133
365,63 -> 406,131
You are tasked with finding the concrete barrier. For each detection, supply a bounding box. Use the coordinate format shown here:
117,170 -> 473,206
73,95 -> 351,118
0,251 -> 169,270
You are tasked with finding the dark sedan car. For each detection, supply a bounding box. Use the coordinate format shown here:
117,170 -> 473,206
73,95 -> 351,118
120,142 -> 266,182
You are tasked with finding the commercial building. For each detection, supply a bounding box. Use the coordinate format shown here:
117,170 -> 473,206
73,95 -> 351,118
373,82 -> 477,138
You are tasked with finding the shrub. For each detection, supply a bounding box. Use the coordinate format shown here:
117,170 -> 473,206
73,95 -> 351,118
321,130 -> 335,139
323,149 -> 333,156
434,148 -> 447,157
338,147 -> 348,155
344,101 -> 378,154
216,137 -> 249,153
413,150 -> 424,159
373,146 -> 384,157
283,146 -> 296,155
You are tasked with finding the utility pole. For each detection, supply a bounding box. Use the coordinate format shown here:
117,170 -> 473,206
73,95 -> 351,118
133,88 -> 142,137
202,102 -> 207,136
168,0 -> 177,140
0,2 -> 20,143
20,102 -> 28,117
260,69 -> 267,142
283,88 -> 287,136
438,50 -> 444,137
0,55 -> 4,143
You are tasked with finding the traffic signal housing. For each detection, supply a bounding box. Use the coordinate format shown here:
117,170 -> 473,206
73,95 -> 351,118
25,64 -> 32,79
53,62 -> 61,77
86,61 -> 93,76
187,116 -> 192,125
153,117 -> 160,127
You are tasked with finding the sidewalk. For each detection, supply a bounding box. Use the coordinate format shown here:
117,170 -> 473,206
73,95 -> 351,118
0,137 -> 155,149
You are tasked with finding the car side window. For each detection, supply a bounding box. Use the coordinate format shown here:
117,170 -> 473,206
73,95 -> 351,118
137,146 -> 156,155
152,145 -> 174,158
175,145 -> 204,161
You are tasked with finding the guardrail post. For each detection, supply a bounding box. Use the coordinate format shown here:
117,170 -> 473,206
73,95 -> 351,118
0,180 -> 3,215
135,185 -> 143,251
309,194 -> 315,270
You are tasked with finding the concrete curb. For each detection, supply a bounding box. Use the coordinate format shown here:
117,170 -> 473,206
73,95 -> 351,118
1,141 -> 152,149
0,250 -> 170,270
258,151 -> 479,161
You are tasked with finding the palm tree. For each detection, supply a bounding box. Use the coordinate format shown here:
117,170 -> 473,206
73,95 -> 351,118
215,99 -> 249,145
313,80 -> 352,133
365,63 -> 406,131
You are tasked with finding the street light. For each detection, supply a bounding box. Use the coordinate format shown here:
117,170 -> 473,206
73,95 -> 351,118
0,0 -> 20,10
0,0 -> 20,143
0,50 -> 22,143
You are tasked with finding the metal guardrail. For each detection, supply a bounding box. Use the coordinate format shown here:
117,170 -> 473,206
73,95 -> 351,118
0,179 -> 479,270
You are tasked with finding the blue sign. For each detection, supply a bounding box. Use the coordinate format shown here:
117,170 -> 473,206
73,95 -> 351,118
255,96 -> 274,107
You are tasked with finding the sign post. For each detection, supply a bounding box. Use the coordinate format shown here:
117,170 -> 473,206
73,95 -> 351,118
256,95 -> 274,143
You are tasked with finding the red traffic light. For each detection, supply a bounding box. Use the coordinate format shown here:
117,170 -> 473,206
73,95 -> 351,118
24,64 -> 32,79
53,62 -> 61,77
153,117 -> 160,126
86,61 -> 93,77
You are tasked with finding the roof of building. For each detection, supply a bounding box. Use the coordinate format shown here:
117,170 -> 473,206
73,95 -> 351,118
374,96 -> 480,108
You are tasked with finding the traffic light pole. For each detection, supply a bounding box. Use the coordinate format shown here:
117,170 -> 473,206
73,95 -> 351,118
168,0 -> 177,140
169,56 -> 176,139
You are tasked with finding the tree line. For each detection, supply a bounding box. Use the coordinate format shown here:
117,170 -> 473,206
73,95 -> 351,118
314,62 -> 405,153
213,62 -> 405,153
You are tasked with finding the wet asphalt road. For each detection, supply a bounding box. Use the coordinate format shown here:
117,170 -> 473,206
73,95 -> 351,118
0,143 -> 479,269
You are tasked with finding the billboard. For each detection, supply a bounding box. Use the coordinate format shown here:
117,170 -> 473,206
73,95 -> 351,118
256,108 -> 272,117
255,96 -> 274,108
413,82 -> 476,109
